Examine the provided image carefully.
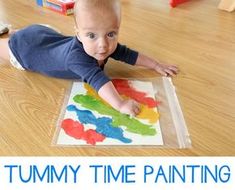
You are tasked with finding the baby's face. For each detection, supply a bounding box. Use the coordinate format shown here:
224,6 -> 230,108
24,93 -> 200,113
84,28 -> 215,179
76,8 -> 120,61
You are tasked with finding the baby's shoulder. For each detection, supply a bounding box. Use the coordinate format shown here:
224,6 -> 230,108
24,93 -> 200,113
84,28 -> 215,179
16,24 -> 63,38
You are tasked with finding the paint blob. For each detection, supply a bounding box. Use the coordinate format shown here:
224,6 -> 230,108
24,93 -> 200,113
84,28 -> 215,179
112,79 -> 160,108
61,118 -> 105,145
67,105 -> 132,143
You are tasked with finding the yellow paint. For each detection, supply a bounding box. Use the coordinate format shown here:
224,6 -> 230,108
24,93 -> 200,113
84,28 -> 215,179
84,83 -> 110,106
137,104 -> 159,124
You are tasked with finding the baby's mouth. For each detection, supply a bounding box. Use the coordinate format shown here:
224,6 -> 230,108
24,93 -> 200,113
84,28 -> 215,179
98,52 -> 107,55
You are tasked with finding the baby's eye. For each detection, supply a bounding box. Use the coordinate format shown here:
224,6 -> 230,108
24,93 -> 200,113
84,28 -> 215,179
107,32 -> 116,38
87,33 -> 96,39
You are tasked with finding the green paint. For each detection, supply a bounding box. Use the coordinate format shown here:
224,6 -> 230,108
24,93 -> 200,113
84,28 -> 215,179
73,94 -> 156,136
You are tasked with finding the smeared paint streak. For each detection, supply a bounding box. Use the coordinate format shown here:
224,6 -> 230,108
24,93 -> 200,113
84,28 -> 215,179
67,105 -> 132,143
61,118 -> 105,145
138,105 -> 160,123
84,83 -> 108,105
73,95 -> 156,135
84,83 -> 159,124
112,79 -> 160,108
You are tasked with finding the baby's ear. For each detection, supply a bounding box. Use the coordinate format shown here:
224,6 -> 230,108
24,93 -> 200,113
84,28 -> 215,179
74,27 -> 80,37
74,27 -> 81,41
74,26 -> 79,33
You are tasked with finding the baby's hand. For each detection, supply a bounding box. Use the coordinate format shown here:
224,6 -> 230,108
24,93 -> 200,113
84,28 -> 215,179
119,99 -> 140,116
154,62 -> 179,77
136,53 -> 179,77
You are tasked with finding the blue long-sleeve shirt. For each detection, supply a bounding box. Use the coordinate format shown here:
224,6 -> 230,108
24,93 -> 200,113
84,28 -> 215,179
8,24 -> 138,91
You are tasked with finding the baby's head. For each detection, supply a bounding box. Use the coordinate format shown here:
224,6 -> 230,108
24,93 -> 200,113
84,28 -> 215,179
74,0 -> 121,61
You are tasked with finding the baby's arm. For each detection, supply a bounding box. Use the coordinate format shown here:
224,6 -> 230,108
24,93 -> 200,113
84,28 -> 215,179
98,81 -> 140,116
0,38 -> 10,61
135,53 -> 179,76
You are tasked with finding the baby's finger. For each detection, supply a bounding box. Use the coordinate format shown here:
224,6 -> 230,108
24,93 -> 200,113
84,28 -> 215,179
134,105 -> 140,115
132,101 -> 140,115
169,66 -> 179,74
156,67 -> 168,76
167,64 -> 178,69
129,110 -> 136,117
164,68 -> 176,76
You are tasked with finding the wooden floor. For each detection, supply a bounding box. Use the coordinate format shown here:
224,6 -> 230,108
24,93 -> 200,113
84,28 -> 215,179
0,0 -> 234,156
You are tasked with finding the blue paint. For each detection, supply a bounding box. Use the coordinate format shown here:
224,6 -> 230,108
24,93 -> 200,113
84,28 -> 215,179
36,0 -> 43,6
67,105 -> 132,143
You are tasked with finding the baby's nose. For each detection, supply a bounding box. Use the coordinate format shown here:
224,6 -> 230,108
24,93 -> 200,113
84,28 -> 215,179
98,38 -> 108,49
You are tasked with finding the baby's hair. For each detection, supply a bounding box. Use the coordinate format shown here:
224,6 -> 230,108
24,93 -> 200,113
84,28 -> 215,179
73,0 -> 121,27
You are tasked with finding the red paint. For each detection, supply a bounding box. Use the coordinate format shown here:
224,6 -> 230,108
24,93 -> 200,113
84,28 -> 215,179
112,79 -> 160,108
61,119 -> 105,145
170,0 -> 189,7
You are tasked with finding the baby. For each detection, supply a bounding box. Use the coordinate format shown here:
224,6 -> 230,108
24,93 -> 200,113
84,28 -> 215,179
0,0 -> 178,116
